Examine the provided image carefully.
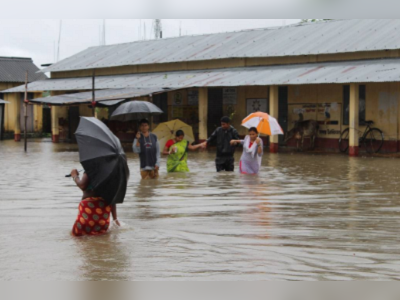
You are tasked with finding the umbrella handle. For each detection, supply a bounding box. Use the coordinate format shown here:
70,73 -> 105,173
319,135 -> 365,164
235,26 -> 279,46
65,169 -> 83,178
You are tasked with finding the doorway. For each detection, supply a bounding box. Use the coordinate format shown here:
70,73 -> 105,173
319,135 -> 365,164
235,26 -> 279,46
152,93 -> 168,124
42,105 -> 51,134
278,86 -> 288,145
207,88 -> 223,140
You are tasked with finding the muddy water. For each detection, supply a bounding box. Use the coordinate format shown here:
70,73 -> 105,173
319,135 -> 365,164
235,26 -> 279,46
1,139 -> 400,280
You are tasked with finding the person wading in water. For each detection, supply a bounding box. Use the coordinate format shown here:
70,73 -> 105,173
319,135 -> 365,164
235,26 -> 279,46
162,130 -> 203,172
70,170 -> 120,236
201,116 -> 240,172
133,119 -> 161,179
230,127 -> 264,175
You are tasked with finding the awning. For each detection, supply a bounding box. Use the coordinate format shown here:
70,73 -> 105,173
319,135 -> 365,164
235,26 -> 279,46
4,58 -> 400,93
27,88 -> 170,106
0,99 -> 9,104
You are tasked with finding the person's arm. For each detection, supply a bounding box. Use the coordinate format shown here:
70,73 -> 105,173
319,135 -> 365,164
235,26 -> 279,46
188,143 -> 202,151
256,138 -> 263,155
111,204 -> 120,226
162,140 -> 174,155
70,170 -> 89,191
230,139 -> 243,146
162,145 -> 170,155
133,132 -> 141,153
202,128 -> 218,147
155,140 -> 161,170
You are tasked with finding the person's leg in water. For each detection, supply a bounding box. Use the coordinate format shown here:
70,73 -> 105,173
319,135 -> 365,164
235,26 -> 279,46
224,157 -> 235,172
216,161 -> 225,172
216,157 -> 226,172
141,170 -> 150,179
150,169 -> 159,179
216,157 -> 234,172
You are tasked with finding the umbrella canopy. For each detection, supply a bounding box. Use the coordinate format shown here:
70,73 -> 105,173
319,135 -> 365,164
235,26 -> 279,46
242,112 -> 284,135
0,99 -> 10,104
75,117 -> 130,206
110,100 -> 163,121
153,119 -> 195,151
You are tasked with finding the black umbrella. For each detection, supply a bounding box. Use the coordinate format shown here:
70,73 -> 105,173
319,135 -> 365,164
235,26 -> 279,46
110,100 -> 163,121
75,117 -> 130,206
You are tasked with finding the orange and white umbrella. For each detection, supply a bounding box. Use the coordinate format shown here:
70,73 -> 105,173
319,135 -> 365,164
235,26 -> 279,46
241,112 -> 284,135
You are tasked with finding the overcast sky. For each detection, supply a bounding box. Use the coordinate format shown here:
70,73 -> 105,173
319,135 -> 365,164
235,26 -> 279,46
0,19 -> 300,68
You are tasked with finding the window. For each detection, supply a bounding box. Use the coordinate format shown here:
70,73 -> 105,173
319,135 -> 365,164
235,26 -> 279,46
343,85 -> 366,126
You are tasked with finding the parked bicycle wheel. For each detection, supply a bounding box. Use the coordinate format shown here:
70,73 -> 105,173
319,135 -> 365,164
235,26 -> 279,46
339,128 -> 350,153
364,128 -> 384,154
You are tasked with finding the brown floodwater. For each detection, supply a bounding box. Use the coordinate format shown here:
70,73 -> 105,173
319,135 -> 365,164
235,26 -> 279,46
1,139 -> 400,280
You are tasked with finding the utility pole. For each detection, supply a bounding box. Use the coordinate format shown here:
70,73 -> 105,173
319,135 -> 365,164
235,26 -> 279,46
24,71 -> 28,152
139,19 -> 142,40
103,19 -> 106,45
153,19 -> 162,39
92,70 -> 96,117
57,20 -> 62,62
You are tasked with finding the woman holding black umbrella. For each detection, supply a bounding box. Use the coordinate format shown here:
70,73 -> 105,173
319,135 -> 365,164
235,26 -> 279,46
70,170 -> 120,237
68,117 -> 130,237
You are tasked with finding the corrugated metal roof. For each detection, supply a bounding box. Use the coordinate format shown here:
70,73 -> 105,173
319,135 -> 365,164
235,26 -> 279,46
0,57 -> 47,83
98,99 -> 126,106
41,19 -> 400,73
5,58 -> 400,93
28,88 -> 168,105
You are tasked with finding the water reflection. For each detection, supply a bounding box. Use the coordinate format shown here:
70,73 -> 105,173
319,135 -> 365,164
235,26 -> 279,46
1,140 -> 400,280
73,231 -> 131,281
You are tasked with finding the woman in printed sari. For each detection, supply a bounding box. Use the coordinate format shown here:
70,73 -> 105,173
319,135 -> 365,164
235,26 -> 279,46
162,130 -> 202,172
230,127 -> 263,175
70,169 -> 120,237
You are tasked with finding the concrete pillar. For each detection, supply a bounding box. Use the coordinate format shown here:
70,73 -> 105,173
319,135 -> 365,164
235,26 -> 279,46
269,86 -> 279,153
51,106 -> 59,143
14,95 -> 21,142
349,83 -> 359,157
198,87 -> 208,142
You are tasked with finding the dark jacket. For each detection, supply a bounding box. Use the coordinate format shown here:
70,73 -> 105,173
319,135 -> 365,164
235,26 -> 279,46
207,126 -> 240,157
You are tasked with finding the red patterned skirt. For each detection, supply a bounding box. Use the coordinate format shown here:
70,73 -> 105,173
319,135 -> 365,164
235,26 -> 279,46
72,197 -> 111,237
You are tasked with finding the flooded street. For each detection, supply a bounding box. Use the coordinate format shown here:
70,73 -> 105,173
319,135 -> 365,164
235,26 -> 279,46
1,139 -> 400,280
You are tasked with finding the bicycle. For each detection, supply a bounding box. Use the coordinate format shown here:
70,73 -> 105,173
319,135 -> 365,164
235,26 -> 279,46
339,120 -> 384,154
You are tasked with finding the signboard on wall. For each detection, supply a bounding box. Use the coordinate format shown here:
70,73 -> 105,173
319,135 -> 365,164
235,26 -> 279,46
188,90 -> 199,106
288,102 -> 342,138
246,99 -> 268,114
223,88 -> 237,105
173,92 -> 183,106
